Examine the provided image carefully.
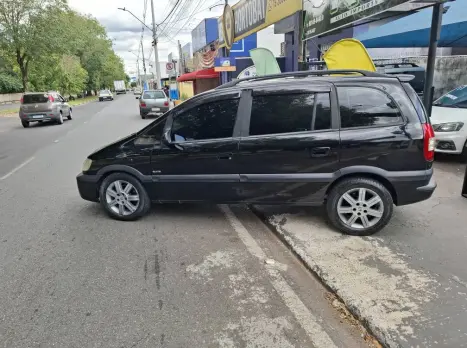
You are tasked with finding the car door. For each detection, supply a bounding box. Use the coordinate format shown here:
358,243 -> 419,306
56,94 -> 70,116
236,85 -> 341,204
151,91 -> 244,202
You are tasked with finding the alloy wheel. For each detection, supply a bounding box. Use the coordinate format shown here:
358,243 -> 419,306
105,180 -> 140,216
337,187 -> 384,230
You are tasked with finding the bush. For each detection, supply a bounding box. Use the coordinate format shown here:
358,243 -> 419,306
0,72 -> 23,93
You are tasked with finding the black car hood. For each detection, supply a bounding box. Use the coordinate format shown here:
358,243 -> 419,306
88,133 -> 137,160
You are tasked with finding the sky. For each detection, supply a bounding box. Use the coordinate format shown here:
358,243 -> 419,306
68,0 -> 239,75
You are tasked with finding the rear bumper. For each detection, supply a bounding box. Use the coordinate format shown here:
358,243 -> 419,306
19,112 -> 59,122
391,169 -> 436,206
99,96 -> 113,100
140,106 -> 169,114
77,173 -> 99,202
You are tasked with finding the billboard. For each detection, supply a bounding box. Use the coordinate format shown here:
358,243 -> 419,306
192,21 -> 207,52
192,18 -> 219,52
218,0 -> 302,47
303,0 -> 413,40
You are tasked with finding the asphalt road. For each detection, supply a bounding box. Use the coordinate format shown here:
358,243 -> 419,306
0,95 -> 369,348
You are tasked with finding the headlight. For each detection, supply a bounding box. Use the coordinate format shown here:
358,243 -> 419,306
432,122 -> 464,132
82,158 -> 92,172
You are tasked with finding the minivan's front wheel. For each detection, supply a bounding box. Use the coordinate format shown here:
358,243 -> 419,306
326,177 -> 393,236
99,173 -> 150,221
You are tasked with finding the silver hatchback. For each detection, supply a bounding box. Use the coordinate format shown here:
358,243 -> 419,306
19,92 -> 72,128
138,90 -> 169,119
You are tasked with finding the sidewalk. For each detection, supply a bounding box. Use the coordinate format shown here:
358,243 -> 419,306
253,160 -> 467,348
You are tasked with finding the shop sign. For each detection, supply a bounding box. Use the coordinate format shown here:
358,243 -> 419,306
303,0 -> 413,40
214,57 -> 236,72
219,0 -> 302,47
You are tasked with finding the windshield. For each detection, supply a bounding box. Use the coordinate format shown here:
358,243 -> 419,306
142,91 -> 165,99
100,90 -> 110,95
434,86 -> 467,108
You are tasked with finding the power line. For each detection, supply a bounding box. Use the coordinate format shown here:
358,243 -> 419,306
159,0 -> 182,26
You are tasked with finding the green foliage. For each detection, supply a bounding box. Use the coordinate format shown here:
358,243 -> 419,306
130,82 -> 137,88
0,0 -> 126,93
0,72 -> 23,93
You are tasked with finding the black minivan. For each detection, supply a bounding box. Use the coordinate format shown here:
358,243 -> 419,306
77,70 -> 436,236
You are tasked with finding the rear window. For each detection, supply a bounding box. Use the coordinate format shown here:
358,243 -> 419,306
22,94 -> 49,104
143,91 -> 166,99
402,83 -> 428,123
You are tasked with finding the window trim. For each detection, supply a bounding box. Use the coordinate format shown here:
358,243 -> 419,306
170,96 -> 242,143
243,90 -> 334,138
336,85 -> 405,130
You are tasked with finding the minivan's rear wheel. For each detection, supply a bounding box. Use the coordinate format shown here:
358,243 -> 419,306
57,112 -> 64,125
99,173 -> 150,221
21,121 -> 29,128
326,177 -> 393,236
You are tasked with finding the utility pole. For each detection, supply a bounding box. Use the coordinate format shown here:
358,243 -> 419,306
150,0 -> 162,89
141,39 -> 147,90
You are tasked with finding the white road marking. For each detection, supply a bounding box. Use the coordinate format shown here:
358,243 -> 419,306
0,156 -> 35,181
220,205 -> 338,348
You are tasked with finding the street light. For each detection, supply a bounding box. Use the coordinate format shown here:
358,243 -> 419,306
118,5 -> 161,89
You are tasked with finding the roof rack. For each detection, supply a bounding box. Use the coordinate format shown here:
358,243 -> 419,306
216,69 -> 390,89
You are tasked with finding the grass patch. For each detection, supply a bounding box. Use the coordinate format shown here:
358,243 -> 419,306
69,96 -> 98,106
0,107 -> 19,114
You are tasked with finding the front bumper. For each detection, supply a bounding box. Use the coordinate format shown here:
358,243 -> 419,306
434,132 -> 467,154
76,173 -> 100,202
140,106 -> 169,115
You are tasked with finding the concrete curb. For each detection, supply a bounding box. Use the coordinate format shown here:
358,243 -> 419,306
250,205 -> 395,348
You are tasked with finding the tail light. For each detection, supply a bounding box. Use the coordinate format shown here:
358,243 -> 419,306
48,95 -> 55,102
140,103 -> 146,107
164,101 -> 169,106
423,123 -> 435,161
20,96 -> 24,103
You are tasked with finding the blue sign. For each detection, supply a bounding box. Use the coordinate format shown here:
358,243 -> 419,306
229,33 -> 257,58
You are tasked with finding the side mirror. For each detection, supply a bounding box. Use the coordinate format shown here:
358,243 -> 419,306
64,98 -> 69,102
162,129 -> 172,147
136,96 -> 139,99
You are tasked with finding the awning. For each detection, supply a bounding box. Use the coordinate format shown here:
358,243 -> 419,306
356,1 -> 467,48
177,68 -> 219,82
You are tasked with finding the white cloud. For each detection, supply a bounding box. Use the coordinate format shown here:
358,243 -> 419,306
68,0 -> 232,74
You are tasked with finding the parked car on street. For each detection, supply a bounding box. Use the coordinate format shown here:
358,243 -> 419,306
138,90 -> 170,119
134,87 -> 142,97
431,85 -> 467,161
77,70 -> 436,236
98,89 -> 114,102
19,92 -> 72,128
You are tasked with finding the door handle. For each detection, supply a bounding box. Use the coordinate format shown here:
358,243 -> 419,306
310,147 -> 331,158
217,153 -> 233,160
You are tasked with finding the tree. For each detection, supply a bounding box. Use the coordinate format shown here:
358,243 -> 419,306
0,0 -> 68,90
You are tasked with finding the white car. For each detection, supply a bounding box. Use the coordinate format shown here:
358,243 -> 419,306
430,86 -> 467,160
98,90 -> 113,102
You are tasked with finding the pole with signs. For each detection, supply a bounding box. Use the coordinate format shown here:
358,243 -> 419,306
150,0 -> 162,89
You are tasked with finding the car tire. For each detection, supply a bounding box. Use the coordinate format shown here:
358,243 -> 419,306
461,140 -> 467,163
99,98 -> 103,102
140,112 -> 146,119
57,112 -> 64,125
67,109 -> 73,120
326,177 -> 393,236
99,172 -> 151,221
21,121 -> 29,128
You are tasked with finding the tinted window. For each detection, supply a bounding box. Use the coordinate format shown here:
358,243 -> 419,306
143,91 -> 166,99
135,118 -> 166,145
23,94 -> 49,104
171,99 -> 239,141
314,93 -> 331,130
249,94 -> 315,136
337,87 -> 402,128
